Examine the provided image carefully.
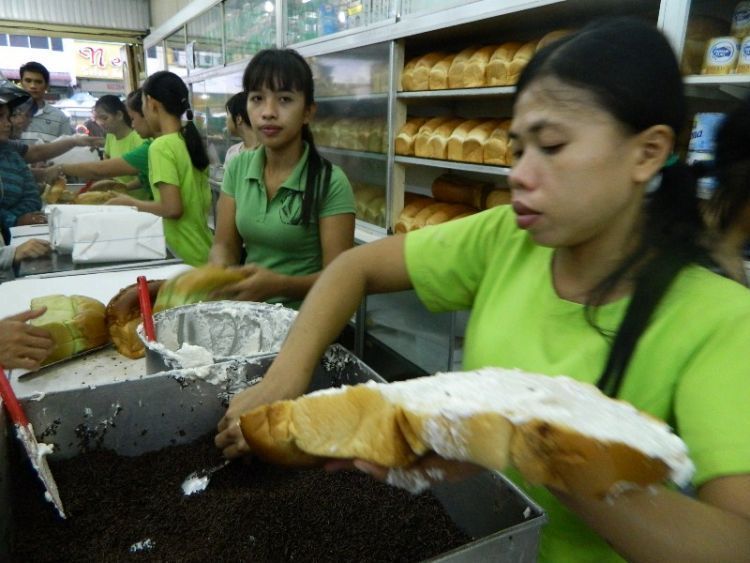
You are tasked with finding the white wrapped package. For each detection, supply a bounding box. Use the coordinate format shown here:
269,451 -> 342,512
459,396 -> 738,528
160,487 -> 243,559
48,204 -> 138,254
71,211 -> 166,263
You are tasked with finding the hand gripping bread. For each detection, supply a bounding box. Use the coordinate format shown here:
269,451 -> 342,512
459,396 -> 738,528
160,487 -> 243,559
395,117 -> 428,156
30,295 -> 109,365
153,265 -> 247,313
428,54 -> 457,90
240,368 -> 695,498
106,280 -> 165,359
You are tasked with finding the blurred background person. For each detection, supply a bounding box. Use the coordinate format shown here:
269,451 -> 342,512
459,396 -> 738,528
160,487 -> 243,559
18,61 -> 73,144
223,91 -> 258,165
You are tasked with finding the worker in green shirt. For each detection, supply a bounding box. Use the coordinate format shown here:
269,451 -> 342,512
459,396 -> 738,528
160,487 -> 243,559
108,72 -> 214,266
216,20 -> 750,562
209,49 -> 355,308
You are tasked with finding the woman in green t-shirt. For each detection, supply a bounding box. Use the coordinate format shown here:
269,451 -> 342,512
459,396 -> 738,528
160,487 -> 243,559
208,49 -> 355,306
108,71 -> 214,266
93,94 -> 144,188
216,19 -> 750,562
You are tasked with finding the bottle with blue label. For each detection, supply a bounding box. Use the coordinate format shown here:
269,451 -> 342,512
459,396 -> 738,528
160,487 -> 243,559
687,113 -> 727,199
702,36 -> 740,75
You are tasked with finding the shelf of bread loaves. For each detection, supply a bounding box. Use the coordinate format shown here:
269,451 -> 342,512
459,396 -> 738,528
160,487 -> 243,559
394,173 -> 511,234
395,116 -> 512,173
310,116 -> 388,154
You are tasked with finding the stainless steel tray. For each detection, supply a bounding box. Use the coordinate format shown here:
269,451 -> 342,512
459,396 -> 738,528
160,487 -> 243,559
0,345 -> 546,561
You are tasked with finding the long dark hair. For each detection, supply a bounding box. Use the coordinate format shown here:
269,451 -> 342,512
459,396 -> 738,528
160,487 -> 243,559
242,48 -> 332,227
125,88 -> 144,116
515,18 -> 707,397
142,70 -> 209,171
95,94 -> 132,127
225,91 -> 250,126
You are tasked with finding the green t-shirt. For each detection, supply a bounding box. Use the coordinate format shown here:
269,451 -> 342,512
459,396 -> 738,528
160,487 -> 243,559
221,143 -> 355,307
104,130 -> 144,186
405,205 -> 750,563
148,132 -> 213,267
121,139 -> 153,201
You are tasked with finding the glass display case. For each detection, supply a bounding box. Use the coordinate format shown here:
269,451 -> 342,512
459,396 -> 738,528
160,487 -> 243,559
400,0 -> 482,18
165,28 -> 188,78
285,0 -> 395,44
224,0 -> 276,64
187,4 -> 224,70
308,42 -> 390,229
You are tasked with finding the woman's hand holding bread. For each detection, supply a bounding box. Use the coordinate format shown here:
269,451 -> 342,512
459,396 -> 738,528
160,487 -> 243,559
0,309 -> 54,370
217,264 -> 285,303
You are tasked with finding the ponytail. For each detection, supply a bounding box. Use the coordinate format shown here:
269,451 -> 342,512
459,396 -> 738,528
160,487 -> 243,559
297,125 -> 332,227
142,70 -> 209,171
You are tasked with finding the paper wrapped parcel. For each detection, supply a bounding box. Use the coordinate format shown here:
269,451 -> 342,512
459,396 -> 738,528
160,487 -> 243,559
47,204 -> 138,254
71,211 -> 166,263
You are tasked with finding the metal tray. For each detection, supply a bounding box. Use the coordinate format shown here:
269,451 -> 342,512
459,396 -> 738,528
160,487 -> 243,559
0,345 -> 546,561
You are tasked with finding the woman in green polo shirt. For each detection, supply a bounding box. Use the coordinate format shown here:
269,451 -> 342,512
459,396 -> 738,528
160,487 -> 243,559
209,49 -> 355,307
108,72 -> 214,266
49,89 -> 152,200
93,95 -> 144,188
216,20 -> 750,562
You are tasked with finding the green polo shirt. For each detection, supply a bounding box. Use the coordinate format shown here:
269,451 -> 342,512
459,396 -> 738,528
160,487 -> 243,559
104,130 -> 145,185
221,143 -> 355,307
149,132 -> 213,266
121,139 -> 153,201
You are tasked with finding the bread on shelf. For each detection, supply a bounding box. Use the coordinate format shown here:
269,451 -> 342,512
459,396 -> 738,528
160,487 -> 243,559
486,42 -> 524,86
462,45 -> 497,88
485,189 -> 512,209
425,118 -> 465,160
537,29 -> 573,51
395,117 -> 428,156
461,119 -> 503,163
448,46 -> 479,89
428,54 -> 457,90
414,116 -> 452,158
446,119 -> 485,161
431,174 -> 494,209
412,52 -> 447,91
400,57 -> 418,91
507,40 -> 538,84
482,120 -> 512,166
394,197 -> 435,234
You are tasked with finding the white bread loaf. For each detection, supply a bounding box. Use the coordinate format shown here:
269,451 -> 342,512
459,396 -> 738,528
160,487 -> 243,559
508,40 -> 538,84
240,368 -> 694,498
446,119 -> 484,161
461,119 -> 503,163
429,54 -> 457,90
431,174 -> 493,209
400,57 -> 419,91
485,189 -> 512,209
486,42 -> 524,86
424,203 -> 476,226
395,117 -> 428,156
482,120 -> 512,165
414,116 -> 452,158
394,197 -> 435,233
410,202 -> 455,230
412,52 -> 447,91
447,47 -> 479,88
425,118 -> 464,159
462,45 -> 497,88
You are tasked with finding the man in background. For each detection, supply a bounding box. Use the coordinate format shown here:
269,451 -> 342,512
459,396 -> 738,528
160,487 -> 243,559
18,61 -> 73,144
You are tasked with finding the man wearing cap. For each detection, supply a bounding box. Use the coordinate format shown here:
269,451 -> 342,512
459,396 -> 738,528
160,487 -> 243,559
18,61 -> 73,144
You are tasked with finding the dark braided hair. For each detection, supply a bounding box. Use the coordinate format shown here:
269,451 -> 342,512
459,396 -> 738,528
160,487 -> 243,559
514,18 -> 708,397
242,48 -> 332,227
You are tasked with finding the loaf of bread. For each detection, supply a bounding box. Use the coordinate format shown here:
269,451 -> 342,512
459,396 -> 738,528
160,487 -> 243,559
42,177 -> 67,204
507,40 -> 538,84
424,203 -> 476,226
105,280 -> 165,359
394,197 -> 435,234
432,174 -> 493,209
73,191 -> 121,205
414,117 -> 451,158
446,119 -> 484,161
425,118 -> 464,159
153,265 -> 247,313
460,119 -> 502,163
486,42 -> 524,86
400,57 -> 419,91
482,120 -> 512,166
395,117 -> 428,156
29,295 -> 109,365
463,45 -> 497,88
428,54 -> 457,90
485,189 -> 511,209
240,368 -> 694,498
412,52 -> 446,91
537,29 -> 573,51
448,47 -> 479,89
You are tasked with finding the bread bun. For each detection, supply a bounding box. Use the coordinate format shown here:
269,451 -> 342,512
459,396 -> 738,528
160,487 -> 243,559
412,52 -> 447,91
400,57 -> 418,91
106,280 -> 165,359
508,40 -> 538,84
485,189 -> 511,209
482,120 -> 512,166
29,295 -> 109,365
74,191 -> 121,205
486,42 -> 524,86
395,117 -> 428,156
239,368 -> 694,498
428,54 -> 457,90
425,118 -> 464,159
446,119 -> 484,161
461,119 -> 502,163
448,47 -> 479,88
153,265 -> 247,313
414,117 -> 451,158
424,203 -> 476,226
431,174 -> 493,209
42,177 -> 67,204
394,197 -> 435,234
463,45 -> 497,88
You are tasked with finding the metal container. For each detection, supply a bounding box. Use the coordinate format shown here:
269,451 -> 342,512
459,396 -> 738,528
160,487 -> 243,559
0,345 -> 546,561
137,300 -> 298,373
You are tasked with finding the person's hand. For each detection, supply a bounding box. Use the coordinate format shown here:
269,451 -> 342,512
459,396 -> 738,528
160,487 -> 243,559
43,165 -> 64,185
75,135 -> 104,149
325,454 -> 484,494
13,239 -> 51,263
0,308 -> 54,370
218,264 -> 284,302
16,212 -> 47,226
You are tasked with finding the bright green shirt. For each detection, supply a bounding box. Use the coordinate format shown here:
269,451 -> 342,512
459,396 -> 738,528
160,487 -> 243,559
221,143 -> 355,307
104,130 -> 144,186
121,139 -> 153,201
405,205 -> 750,563
148,132 -> 213,267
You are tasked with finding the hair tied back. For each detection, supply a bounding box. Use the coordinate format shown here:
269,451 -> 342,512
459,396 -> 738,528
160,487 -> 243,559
185,108 -> 194,121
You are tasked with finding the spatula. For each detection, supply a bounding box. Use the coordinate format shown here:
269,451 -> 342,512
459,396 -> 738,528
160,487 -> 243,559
0,366 -> 66,518
137,275 -> 156,342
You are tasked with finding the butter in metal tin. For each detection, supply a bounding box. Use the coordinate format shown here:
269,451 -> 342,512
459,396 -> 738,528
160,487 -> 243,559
702,36 -> 740,75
